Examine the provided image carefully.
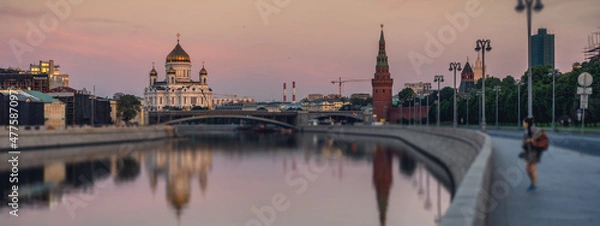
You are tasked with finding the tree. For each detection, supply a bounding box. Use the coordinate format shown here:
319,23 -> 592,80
117,94 -> 141,124
397,88 -> 415,107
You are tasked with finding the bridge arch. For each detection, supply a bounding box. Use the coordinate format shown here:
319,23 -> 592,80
162,115 -> 297,129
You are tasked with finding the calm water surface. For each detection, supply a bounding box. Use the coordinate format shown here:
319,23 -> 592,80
1,133 -> 451,226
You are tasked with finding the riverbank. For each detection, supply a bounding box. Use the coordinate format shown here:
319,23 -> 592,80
301,125 -> 493,226
1,125 -> 175,150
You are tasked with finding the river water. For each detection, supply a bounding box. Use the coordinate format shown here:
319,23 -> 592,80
1,132 -> 451,226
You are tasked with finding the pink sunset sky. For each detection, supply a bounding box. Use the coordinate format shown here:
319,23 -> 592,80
1,0 -> 598,101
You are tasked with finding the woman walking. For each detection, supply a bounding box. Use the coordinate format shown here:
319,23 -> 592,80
522,116 -> 543,191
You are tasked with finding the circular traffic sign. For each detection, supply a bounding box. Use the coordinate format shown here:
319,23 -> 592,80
578,72 -> 593,87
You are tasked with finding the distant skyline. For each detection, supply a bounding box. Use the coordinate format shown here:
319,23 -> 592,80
1,0 -> 598,101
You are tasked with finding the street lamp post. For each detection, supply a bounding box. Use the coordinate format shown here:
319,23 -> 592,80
449,62 -> 462,128
426,91 -> 430,126
434,75 -> 444,126
516,0 -> 544,118
548,69 -> 559,132
400,100 -> 404,125
476,91 -> 482,126
413,95 -> 416,125
493,86 -> 501,128
475,39 -> 492,132
466,95 -> 470,127
516,79 -> 522,128
419,90 -> 422,126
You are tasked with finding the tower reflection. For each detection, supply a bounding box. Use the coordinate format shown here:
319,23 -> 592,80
373,146 -> 393,226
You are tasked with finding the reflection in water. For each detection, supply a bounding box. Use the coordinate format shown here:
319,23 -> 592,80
373,147 -> 393,226
0,133 -> 451,226
144,139 -> 214,223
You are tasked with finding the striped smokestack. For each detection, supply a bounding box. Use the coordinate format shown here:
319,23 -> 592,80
283,83 -> 287,102
292,81 -> 296,104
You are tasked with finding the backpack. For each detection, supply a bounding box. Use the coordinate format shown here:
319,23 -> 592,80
532,130 -> 549,151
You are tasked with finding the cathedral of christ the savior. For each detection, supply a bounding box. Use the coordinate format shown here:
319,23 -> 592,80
144,33 -> 212,111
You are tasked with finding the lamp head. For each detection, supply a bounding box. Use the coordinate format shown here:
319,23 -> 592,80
533,0 -> 544,12
515,0 -> 525,12
475,42 -> 482,52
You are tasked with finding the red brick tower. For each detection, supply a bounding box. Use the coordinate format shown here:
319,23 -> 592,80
372,24 -> 394,122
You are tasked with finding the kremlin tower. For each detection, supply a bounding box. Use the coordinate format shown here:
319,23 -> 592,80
371,24 -> 394,122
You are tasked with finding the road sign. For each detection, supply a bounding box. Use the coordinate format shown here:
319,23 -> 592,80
578,72 -> 593,87
581,95 -> 589,109
577,109 -> 582,114
577,87 -> 593,95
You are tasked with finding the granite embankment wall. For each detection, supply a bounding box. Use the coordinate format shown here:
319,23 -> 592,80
0,125 -> 175,150
301,125 -> 493,226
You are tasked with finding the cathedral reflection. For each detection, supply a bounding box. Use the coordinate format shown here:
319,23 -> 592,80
144,138 -> 214,223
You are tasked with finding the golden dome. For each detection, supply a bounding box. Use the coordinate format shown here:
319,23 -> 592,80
166,34 -> 190,63
167,66 -> 176,74
149,62 -> 158,76
149,68 -> 158,76
199,61 -> 207,75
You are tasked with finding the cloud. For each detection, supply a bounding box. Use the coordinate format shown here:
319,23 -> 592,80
74,17 -> 127,24
0,4 -> 44,18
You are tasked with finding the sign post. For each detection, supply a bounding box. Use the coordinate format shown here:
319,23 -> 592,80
577,72 -> 593,134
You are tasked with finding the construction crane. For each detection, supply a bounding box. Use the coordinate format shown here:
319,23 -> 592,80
330,77 -> 371,98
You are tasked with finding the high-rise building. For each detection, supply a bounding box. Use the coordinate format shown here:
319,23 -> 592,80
371,24 -> 394,122
29,60 -> 69,89
472,53 -> 485,82
532,28 -> 555,67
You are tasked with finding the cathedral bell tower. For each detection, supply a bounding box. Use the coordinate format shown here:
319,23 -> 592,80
149,62 -> 157,86
371,24 -> 394,122
199,61 -> 208,85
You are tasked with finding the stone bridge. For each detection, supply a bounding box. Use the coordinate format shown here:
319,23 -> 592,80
148,110 -> 369,126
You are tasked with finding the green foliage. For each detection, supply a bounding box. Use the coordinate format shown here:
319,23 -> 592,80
445,61 -> 600,126
117,94 -> 141,124
397,88 -> 415,107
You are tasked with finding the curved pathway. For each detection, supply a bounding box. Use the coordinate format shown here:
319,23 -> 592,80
487,136 -> 600,226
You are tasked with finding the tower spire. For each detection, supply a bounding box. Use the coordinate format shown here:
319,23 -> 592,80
176,33 -> 181,43
379,24 -> 385,42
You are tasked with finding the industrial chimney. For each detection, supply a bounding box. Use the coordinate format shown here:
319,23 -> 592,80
292,81 -> 296,104
283,83 -> 287,102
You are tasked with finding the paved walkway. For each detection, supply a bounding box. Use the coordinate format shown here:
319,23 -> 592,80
487,136 -> 600,226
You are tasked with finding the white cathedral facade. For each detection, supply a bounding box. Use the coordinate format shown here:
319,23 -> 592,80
144,34 -> 213,111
